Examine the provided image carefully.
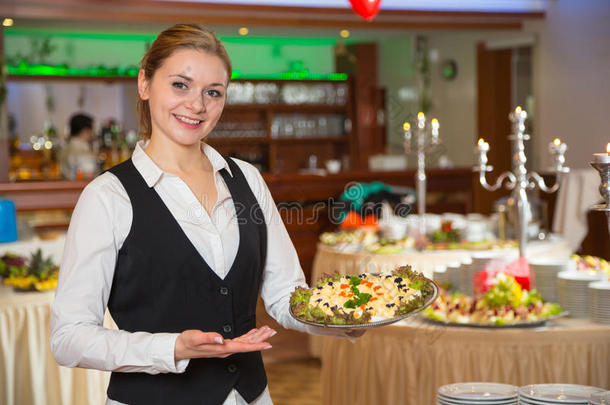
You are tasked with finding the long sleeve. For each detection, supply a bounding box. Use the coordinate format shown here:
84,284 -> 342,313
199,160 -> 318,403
50,174 -> 188,374
237,162 -> 349,338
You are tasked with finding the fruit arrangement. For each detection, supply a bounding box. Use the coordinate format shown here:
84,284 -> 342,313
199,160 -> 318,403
571,254 -> 610,276
1,249 -> 59,291
423,273 -> 562,326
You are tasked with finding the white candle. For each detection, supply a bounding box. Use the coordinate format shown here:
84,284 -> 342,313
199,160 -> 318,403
593,143 -> 610,163
403,122 -> 412,153
403,122 -> 411,140
477,138 -> 489,152
417,112 -> 425,129
431,118 -> 439,139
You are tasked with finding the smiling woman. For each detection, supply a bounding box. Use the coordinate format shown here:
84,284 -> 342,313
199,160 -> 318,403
49,23 -> 354,405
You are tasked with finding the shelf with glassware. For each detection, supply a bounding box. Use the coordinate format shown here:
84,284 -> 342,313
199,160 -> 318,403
207,79 -> 353,174
5,75 -> 353,176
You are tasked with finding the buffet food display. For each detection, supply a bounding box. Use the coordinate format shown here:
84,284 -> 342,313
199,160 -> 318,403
290,265 -> 436,327
320,214 -> 518,254
423,273 -> 563,327
571,254 -> 610,275
0,249 -> 59,291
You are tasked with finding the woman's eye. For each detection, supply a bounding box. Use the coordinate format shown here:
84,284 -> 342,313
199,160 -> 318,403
206,89 -> 223,98
172,82 -> 188,90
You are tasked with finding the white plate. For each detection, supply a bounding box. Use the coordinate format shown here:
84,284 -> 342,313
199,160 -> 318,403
519,384 -> 605,403
589,391 -> 610,405
437,398 -> 516,405
557,271 -> 604,281
589,281 -> 610,291
438,383 -> 518,401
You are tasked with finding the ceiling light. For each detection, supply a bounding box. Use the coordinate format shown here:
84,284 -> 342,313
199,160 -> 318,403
3,18 -> 14,27
238,27 -> 249,36
340,29 -> 350,38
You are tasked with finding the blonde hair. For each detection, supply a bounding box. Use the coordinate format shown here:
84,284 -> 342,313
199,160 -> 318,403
137,24 -> 232,140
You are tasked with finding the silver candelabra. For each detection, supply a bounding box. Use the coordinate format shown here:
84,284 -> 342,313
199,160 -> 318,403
474,106 -> 569,257
590,143 -> 610,233
403,112 -> 440,236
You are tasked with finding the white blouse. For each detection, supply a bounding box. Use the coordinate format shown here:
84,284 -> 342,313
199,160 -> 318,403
50,141 -> 332,405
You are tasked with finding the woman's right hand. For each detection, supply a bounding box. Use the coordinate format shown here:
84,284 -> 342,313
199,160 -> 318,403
174,326 -> 276,361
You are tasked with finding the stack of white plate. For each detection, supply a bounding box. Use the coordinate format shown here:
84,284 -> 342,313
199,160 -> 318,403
518,384 -> 605,404
557,271 -> 605,318
445,261 -> 462,293
437,382 -> 518,405
458,257 -> 474,295
589,391 -> 610,405
529,258 -> 575,303
433,265 -> 450,286
589,281 -> 610,324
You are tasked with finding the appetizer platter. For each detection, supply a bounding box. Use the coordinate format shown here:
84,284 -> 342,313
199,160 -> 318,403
290,265 -> 438,328
424,239 -> 517,251
422,273 -> 565,328
363,237 -> 414,254
319,230 -> 377,247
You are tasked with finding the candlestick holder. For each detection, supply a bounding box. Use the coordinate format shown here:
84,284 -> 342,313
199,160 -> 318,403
589,161 -> 610,233
403,112 -> 441,237
474,107 -> 569,257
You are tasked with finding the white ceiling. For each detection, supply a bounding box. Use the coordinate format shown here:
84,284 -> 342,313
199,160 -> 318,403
155,0 -> 548,12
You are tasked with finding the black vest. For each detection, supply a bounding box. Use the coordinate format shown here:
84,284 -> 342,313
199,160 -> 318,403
106,158 -> 267,405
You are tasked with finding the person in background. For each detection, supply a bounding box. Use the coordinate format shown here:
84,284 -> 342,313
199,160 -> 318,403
50,24 -> 358,405
60,113 -> 99,180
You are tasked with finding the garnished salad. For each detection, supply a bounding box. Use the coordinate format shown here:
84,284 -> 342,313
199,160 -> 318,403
423,273 -> 562,326
290,266 -> 435,326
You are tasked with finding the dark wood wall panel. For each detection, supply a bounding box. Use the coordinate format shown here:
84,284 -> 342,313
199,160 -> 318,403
474,43 -> 513,214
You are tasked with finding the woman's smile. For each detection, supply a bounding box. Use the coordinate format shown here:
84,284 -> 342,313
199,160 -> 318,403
173,113 -> 204,128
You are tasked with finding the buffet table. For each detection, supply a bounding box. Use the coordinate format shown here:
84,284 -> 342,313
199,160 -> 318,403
0,236 -> 110,405
309,238 -> 570,356
320,317 -> 610,405
0,285 -> 110,405
312,238 -> 570,281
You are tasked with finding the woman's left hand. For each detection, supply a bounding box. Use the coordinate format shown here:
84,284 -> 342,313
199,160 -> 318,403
230,326 -> 277,344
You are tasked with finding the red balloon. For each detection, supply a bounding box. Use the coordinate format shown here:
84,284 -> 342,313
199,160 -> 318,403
349,0 -> 382,21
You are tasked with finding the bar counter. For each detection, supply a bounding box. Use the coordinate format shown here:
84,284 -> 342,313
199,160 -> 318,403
0,168 -> 474,281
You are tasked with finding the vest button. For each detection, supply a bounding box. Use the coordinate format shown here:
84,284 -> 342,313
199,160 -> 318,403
219,286 -> 229,296
227,364 -> 238,373
223,324 -> 232,333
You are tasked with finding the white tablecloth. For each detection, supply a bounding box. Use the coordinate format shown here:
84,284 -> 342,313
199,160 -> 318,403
320,318 -> 610,405
0,236 -> 110,405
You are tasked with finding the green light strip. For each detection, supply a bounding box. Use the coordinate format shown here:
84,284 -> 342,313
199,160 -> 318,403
4,29 -> 157,42
7,65 -> 347,81
4,29 -> 339,46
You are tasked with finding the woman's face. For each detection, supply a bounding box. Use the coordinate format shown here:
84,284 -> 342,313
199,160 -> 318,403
138,48 -> 229,147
